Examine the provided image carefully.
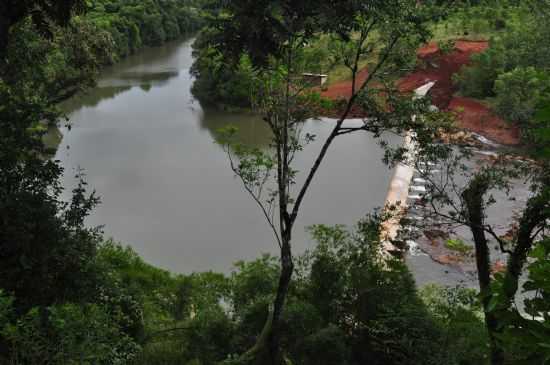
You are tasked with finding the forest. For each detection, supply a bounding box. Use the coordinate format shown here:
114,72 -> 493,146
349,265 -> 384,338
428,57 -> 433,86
0,0 -> 549,364
1,0 -> 203,108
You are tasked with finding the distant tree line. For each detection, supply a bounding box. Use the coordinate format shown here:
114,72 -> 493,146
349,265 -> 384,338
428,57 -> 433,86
1,0 -> 205,106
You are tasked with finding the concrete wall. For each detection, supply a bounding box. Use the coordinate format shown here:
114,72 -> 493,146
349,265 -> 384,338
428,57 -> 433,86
379,82 -> 436,255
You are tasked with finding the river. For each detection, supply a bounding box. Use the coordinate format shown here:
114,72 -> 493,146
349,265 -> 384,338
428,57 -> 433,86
55,37 -> 472,285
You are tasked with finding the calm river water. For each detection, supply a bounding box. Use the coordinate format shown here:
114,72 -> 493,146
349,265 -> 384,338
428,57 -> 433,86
56,37 -> 468,284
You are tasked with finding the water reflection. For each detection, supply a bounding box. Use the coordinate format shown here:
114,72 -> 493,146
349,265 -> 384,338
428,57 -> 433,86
59,70 -> 181,115
199,108 -> 273,148
102,70 -> 180,89
60,86 -> 132,114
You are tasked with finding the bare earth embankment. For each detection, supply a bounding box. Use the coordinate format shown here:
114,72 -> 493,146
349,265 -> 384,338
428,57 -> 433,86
322,40 -> 521,145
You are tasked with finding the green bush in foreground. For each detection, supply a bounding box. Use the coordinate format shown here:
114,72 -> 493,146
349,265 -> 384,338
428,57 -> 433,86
0,295 -> 140,365
130,218 -> 490,365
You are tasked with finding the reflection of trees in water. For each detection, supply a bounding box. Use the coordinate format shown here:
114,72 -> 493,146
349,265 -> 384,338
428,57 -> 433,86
60,71 -> 180,114
198,107 -> 273,148
101,37 -> 192,78
104,70 -> 180,89
60,86 -> 133,114
140,84 -> 152,92
59,36 -> 192,115
118,70 -> 179,83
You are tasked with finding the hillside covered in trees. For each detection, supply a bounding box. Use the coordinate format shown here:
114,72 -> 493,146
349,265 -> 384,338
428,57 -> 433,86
1,0 -> 549,364
2,0 -> 204,107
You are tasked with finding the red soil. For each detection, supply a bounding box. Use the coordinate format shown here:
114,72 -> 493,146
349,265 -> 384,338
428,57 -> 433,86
448,97 -> 520,145
319,68 -> 371,118
321,68 -> 370,100
397,40 -> 490,107
321,39 -> 521,145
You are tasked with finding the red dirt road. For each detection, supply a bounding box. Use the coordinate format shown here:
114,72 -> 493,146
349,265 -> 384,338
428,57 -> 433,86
322,40 -> 521,145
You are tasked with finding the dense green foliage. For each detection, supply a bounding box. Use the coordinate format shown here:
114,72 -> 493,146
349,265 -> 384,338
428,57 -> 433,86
490,238 -> 550,364
2,210 -> 492,365
453,1 -> 550,141
190,32 -> 334,108
2,0 -> 204,106
0,1 -> 205,362
0,0 -> 86,60
190,42 -> 259,107
530,99 -> 550,158
0,295 -> 140,364
1,1 -> 549,364
128,220 -> 490,365
0,82 -> 99,312
87,0 -> 204,60
4,17 -> 113,105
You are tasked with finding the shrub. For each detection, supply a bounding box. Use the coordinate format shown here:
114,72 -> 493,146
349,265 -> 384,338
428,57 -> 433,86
304,220 -> 446,365
420,285 -> 489,365
439,39 -> 456,55
454,42 -> 507,98
494,67 -> 549,125
455,11 -> 550,101
300,325 -> 351,365
1,303 -> 140,364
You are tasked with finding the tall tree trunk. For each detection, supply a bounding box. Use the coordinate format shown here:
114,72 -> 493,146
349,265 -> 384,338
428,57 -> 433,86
463,176 -> 504,365
503,190 -> 548,301
268,229 -> 294,365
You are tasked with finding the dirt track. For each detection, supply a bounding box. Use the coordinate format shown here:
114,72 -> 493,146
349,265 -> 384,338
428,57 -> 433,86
322,40 -> 520,145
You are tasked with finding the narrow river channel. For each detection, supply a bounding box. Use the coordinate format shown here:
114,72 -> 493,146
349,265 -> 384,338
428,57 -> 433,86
56,37 -> 469,285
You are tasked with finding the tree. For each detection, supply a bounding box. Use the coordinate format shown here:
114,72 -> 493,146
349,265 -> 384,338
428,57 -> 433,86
0,297 -> 140,364
0,81 -> 101,313
212,1 -> 447,363
494,67 -> 550,127
382,4 -> 550,358
0,0 -> 86,62
493,237 -> 550,364
414,125 -> 550,364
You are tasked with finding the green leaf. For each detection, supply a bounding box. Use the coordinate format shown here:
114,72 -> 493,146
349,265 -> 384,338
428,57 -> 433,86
534,105 -> 550,122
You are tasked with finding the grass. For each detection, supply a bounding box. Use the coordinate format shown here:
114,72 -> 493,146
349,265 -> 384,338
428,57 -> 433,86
429,3 -> 530,43
430,21 -> 494,43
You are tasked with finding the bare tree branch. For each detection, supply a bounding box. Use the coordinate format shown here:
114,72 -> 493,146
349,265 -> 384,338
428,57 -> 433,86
225,147 -> 282,248
289,35 -> 400,225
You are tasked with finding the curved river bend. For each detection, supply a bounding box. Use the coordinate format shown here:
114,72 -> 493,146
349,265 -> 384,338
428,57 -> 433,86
56,37 -> 467,285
